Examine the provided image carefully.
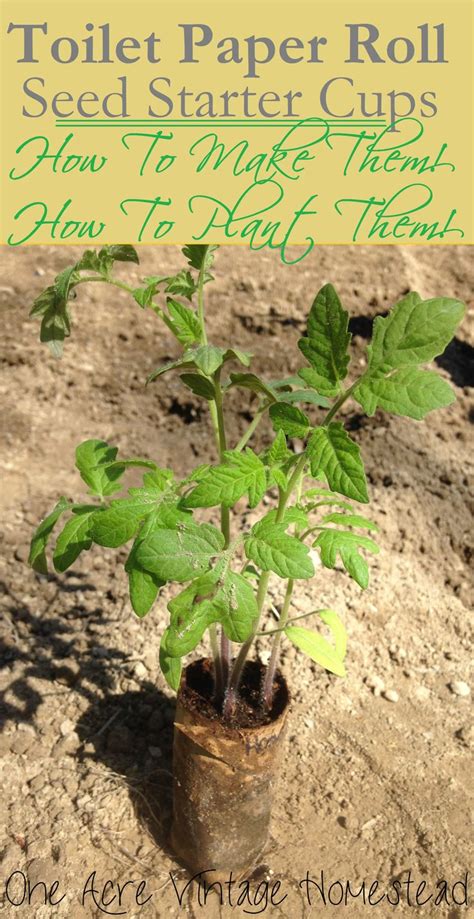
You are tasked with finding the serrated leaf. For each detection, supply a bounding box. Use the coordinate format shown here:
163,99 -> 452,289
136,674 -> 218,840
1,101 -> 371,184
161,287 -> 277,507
182,244 -> 218,281
279,389 -> 330,407
106,245 -> 139,264
368,293 -> 465,372
91,490 -> 181,548
356,368 -> 455,420
222,348 -> 252,368
314,529 -> 379,589
146,353 -> 198,384
264,430 -> 290,466
54,265 -> 78,302
40,302 -> 71,358
321,512 -> 378,532
184,449 -> 267,509
180,373 -> 215,400
165,269 -> 197,300
298,284 -> 351,396
306,423 -> 368,503
165,298 -> 202,347
270,467 -> 288,490
125,540 -> 164,618
53,509 -> 96,572
133,284 -> 156,309
166,569 -> 257,657
318,609 -> 347,660
75,249 -> 101,272
193,345 -> 225,376
259,507 -> 309,530
285,625 -> 346,677
245,520 -> 314,579
75,439 -> 125,498
29,497 -> 71,574
136,520 -> 225,583
228,372 -> 276,402
160,629 -> 182,691
269,403 -> 310,438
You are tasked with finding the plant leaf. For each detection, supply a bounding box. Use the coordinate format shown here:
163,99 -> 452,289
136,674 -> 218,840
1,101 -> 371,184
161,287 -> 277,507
356,367 -> 455,420
285,625 -> 346,677
180,373 -> 215,400
135,520 -> 225,583
165,298 -> 202,347
160,628 -> 182,691
166,568 -> 257,657
125,539 -> 165,618
182,243 -> 218,281
165,269 -> 197,300
298,284 -> 351,396
314,529 -> 379,589
193,345 -> 225,376
269,403 -> 310,438
222,348 -> 252,368
228,372 -> 276,402
53,509 -> 96,572
91,489 -> 181,548
306,423 -> 368,503
263,430 -> 291,466
28,497 -> 71,574
75,439 -> 125,498
184,449 -> 267,509
321,512 -> 378,532
280,389 -> 330,407
367,293 -> 465,373
318,609 -> 347,660
105,245 -> 139,264
245,520 -> 314,579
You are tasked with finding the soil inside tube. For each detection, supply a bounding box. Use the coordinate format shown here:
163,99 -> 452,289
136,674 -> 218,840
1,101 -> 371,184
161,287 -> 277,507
182,658 -> 289,729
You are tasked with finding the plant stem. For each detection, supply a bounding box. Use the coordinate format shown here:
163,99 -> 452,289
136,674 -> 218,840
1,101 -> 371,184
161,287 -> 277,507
235,407 -> 266,452
209,624 -> 224,699
323,380 -> 360,426
223,570 -> 271,720
262,578 -> 294,708
258,608 -> 325,635
197,261 -> 208,345
223,461 -> 307,718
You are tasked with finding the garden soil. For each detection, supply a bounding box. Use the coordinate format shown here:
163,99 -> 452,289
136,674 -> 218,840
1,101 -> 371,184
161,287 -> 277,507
0,244 -> 472,918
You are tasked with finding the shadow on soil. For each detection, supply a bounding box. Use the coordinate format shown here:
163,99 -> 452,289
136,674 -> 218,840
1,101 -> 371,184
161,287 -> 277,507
0,573 -> 176,854
0,573 -> 127,729
76,687 -> 176,858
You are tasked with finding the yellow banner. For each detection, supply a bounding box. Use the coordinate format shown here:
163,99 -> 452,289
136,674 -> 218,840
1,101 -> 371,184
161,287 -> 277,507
1,0 -> 472,258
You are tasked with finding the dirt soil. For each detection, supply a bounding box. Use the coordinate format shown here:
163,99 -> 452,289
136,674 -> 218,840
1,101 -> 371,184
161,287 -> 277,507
0,244 -> 473,919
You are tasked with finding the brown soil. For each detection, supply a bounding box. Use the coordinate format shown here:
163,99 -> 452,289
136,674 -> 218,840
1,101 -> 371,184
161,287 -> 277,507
180,658 -> 288,729
0,243 -> 473,918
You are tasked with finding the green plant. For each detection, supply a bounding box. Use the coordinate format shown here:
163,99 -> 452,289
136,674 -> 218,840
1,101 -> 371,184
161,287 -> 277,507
28,245 -> 465,717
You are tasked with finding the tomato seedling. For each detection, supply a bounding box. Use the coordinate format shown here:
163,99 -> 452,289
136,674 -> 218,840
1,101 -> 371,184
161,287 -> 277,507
29,244 -> 464,717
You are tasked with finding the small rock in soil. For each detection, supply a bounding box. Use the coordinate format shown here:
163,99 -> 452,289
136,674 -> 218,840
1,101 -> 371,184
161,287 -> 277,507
365,675 -> 385,697
455,724 -> 473,747
60,718 -> 75,737
414,685 -> 431,702
134,661 -> 148,679
52,733 -> 81,757
449,681 -> 470,697
383,689 -> 399,703
10,733 -> 34,755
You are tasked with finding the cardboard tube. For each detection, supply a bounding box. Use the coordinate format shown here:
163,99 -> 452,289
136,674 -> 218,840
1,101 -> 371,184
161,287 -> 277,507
171,659 -> 290,879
